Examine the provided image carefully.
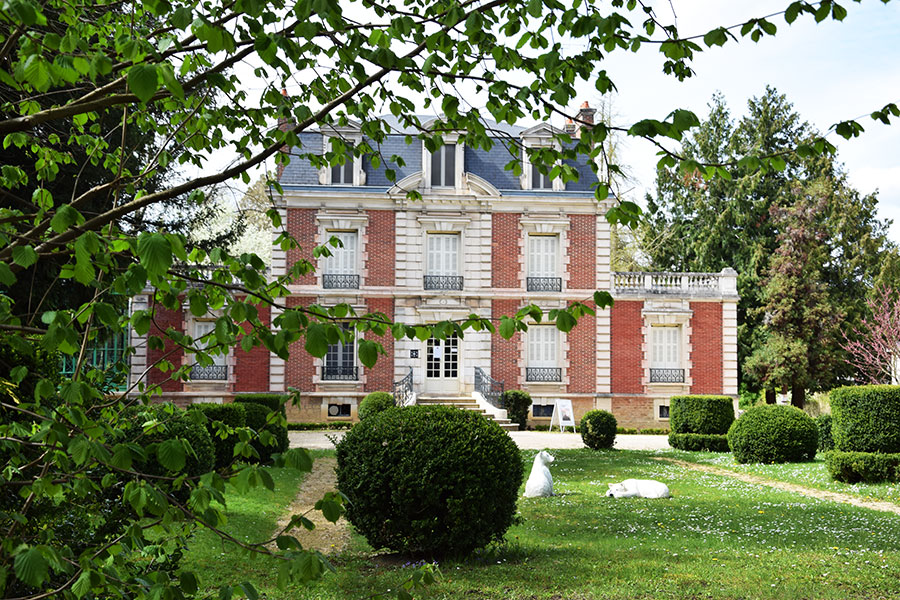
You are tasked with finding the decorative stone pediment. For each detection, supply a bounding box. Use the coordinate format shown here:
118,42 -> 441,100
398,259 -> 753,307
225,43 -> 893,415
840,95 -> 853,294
388,171 -> 501,197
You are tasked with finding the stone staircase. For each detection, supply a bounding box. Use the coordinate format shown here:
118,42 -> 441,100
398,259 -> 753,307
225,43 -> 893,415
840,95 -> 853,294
415,395 -> 518,432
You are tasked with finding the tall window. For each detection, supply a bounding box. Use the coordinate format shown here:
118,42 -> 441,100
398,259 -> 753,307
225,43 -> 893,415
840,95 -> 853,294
322,231 -> 359,289
331,155 -> 354,185
650,326 -> 683,383
430,143 -> 456,187
526,326 -> 561,382
527,234 -> 561,292
324,325 -> 357,380
531,163 -> 553,190
191,321 -> 227,380
424,233 -> 462,290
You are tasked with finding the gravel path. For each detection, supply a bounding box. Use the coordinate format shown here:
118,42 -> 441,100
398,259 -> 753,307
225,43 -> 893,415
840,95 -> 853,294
289,430 -> 671,450
656,457 -> 900,516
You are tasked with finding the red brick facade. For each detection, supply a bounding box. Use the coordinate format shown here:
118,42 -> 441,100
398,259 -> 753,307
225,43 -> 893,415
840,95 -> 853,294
492,213 -> 520,287
364,297 -> 395,392
366,210 -> 395,286
567,313 -> 596,393
690,302 -> 723,394
567,214 -> 596,289
286,208 -> 317,285
611,300 -> 643,394
491,299 -> 521,386
284,296 -> 315,392
233,303 -> 271,392
147,302 -> 184,392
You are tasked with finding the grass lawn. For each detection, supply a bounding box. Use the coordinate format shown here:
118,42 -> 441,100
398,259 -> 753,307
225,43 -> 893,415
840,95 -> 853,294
183,449 -> 900,599
668,448 -> 900,504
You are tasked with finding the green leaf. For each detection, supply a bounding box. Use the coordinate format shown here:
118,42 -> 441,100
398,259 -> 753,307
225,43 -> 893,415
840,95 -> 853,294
157,438 -> 186,472
239,582 -> 259,600
555,310 -> 577,333
281,448 -> 313,472
128,64 -> 159,103
358,339 -> 378,368
304,324 -> 328,357
11,245 -> 37,268
10,365 -> 27,384
137,233 -> 173,276
13,547 -> 48,588
72,569 -> 92,599
315,494 -> 344,523
50,205 -> 82,233
0,262 -> 15,286
499,316 -> 516,339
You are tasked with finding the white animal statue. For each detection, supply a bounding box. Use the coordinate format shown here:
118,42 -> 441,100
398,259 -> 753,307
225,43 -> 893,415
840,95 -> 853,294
606,479 -> 671,499
524,450 -> 555,497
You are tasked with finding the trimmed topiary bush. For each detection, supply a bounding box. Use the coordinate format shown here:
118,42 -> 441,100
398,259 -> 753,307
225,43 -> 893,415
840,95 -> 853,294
234,393 -> 287,416
335,405 -> 523,555
668,432 -> 731,452
816,414 -> 834,453
824,450 -> 900,483
830,385 -> 900,453
190,402 -> 247,469
358,391 -> 395,420
501,390 -> 532,431
121,403 -> 215,478
240,402 -> 289,464
580,410 -> 617,450
670,395 -> 735,434
727,404 -> 818,463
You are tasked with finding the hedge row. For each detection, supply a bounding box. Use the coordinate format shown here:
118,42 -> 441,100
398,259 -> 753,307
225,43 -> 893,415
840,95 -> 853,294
830,385 -> 900,453
668,433 -> 730,452
825,450 -> 900,483
287,422 -> 354,431
234,393 -> 287,416
670,395 -> 734,435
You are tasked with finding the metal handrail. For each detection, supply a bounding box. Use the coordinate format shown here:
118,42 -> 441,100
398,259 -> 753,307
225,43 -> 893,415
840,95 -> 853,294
393,367 -> 413,406
474,366 -> 504,409
649,368 -> 685,383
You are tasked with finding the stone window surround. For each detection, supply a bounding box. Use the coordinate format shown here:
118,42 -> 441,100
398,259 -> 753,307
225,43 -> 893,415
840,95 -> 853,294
316,212 -> 369,288
520,216 -> 570,291
421,127 -> 465,193
318,127 -> 367,187
312,312 -> 368,387
417,214 -> 470,283
641,301 -> 693,392
520,305 -> 570,388
182,310 -> 232,386
520,129 -> 565,192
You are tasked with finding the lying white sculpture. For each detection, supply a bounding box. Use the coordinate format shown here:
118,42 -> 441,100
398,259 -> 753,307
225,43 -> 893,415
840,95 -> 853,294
524,450 -> 555,497
606,479 -> 671,499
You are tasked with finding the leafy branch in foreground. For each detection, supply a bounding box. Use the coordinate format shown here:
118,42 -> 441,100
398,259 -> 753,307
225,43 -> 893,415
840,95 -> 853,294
1,0 -> 897,598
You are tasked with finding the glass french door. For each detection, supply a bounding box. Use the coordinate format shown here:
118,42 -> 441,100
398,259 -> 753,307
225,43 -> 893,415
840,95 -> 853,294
425,334 -> 460,393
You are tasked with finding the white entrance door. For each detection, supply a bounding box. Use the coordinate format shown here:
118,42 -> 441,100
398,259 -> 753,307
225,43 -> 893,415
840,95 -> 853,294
424,334 -> 460,394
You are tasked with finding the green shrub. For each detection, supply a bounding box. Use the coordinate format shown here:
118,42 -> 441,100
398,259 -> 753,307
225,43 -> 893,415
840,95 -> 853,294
287,422 -> 354,431
616,427 -> 639,435
121,403 -> 215,478
335,405 -> 523,555
234,393 -> 287,416
727,404 -> 818,463
670,395 -> 735,435
501,390 -> 532,431
824,450 -> 900,483
358,391 -> 395,420
640,428 -> 670,435
816,414 -> 834,453
830,385 -> 900,453
668,433 -> 730,452
241,402 -> 289,464
190,402 -> 247,469
580,410 -> 617,450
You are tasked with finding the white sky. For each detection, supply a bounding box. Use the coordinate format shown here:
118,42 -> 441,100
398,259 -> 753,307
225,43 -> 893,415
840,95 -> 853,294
218,0 -> 900,241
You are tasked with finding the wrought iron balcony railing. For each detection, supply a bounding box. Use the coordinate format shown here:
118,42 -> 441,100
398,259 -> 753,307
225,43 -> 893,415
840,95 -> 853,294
190,364 -> 227,380
649,368 -> 685,383
322,365 -> 359,381
526,367 -> 562,382
323,273 -> 360,289
424,274 -> 464,291
526,277 -> 562,292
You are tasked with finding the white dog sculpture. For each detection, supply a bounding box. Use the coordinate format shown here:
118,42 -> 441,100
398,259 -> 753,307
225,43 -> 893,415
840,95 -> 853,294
606,479 -> 670,499
524,450 -> 555,497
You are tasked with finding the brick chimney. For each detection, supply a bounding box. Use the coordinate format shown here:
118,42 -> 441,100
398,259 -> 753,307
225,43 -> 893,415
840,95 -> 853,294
564,118 -> 576,135
577,101 -> 595,128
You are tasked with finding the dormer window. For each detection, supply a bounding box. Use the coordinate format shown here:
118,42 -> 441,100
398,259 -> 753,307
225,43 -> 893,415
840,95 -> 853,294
331,152 -> 355,185
319,123 -> 366,186
431,144 -> 457,187
531,163 -> 553,190
520,123 -> 565,192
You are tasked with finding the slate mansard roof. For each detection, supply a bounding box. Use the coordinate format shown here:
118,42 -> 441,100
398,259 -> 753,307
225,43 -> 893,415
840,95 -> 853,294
278,115 -> 600,194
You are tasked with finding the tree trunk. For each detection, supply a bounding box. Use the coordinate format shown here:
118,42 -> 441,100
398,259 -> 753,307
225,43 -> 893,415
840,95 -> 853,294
765,389 -> 776,404
791,387 -> 805,409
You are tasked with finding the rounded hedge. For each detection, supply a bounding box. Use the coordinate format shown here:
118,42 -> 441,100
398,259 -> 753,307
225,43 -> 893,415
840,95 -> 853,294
501,390 -> 532,431
670,395 -> 735,435
358,391 -> 395,420
668,432 -> 730,452
727,405 -> 818,463
335,405 -> 523,555
580,410 -> 617,450
121,403 -> 215,478
234,393 -> 287,416
241,402 -> 289,464
816,414 -> 834,453
190,402 -> 247,469
830,385 -> 900,453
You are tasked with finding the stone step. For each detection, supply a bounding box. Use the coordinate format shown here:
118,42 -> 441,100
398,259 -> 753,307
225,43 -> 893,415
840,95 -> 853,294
412,395 -> 514,430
